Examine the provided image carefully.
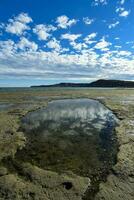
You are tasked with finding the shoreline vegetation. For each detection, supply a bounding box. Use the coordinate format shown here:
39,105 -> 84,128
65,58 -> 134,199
0,88 -> 134,199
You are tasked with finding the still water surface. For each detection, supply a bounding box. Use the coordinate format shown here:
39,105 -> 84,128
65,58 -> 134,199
16,99 -> 118,198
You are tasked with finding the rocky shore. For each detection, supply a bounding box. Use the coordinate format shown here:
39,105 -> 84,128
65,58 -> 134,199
0,88 -> 133,200
95,100 -> 134,200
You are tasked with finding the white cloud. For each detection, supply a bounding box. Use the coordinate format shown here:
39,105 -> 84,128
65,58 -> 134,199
108,21 -> 119,29
0,40 -> 16,56
120,0 -> 125,5
6,13 -> 32,35
46,38 -> 61,52
61,33 -> 87,51
61,33 -> 81,41
117,50 -> 131,57
83,17 -> 94,25
0,23 -> 5,35
15,13 -> 33,24
17,37 -> 38,52
56,15 -> 77,29
114,45 -> 122,49
6,22 -> 29,35
70,42 -> 88,51
94,37 -> 111,51
33,24 -> 56,40
1,12 -> 134,83
119,10 -> 130,17
0,39 -> 134,82
84,33 -> 97,44
116,7 -> 130,17
93,0 -> 108,6
115,37 -> 120,40
0,23 -> 5,29
116,7 -> 124,13
126,41 -> 133,44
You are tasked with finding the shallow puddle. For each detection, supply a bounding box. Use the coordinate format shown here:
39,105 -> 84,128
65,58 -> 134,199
16,99 -> 118,199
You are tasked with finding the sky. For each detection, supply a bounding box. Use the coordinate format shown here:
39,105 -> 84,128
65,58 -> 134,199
0,0 -> 134,86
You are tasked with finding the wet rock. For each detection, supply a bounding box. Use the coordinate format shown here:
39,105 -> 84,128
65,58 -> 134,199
0,113 -> 25,161
0,163 -> 90,200
95,174 -> 134,200
0,167 -> 8,176
94,104 -> 134,200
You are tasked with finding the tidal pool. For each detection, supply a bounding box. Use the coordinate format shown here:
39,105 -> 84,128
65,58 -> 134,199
16,99 -> 118,199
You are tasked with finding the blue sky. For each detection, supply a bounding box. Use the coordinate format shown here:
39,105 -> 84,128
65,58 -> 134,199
0,0 -> 134,86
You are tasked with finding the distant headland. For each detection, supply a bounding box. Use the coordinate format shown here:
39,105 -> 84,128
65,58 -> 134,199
31,79 -> 134,88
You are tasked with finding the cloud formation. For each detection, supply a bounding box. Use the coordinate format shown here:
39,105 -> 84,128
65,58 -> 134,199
94,37 -> 111,51
83,17 -> 94,25
116,7 -> 130,18
93,0 -> 108,6
33,24 -> 56,40
0,10 -> 134,83
46,38 -> 61,52
6,13 -> 32,35
119,10 -> 130,17
17,37 -> 38,51
108,21 -> 119,29
56,15 -> 77,29
61,33 -> 81,41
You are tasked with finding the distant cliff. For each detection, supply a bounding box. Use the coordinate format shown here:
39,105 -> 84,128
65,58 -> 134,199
31,79 -> 134,88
